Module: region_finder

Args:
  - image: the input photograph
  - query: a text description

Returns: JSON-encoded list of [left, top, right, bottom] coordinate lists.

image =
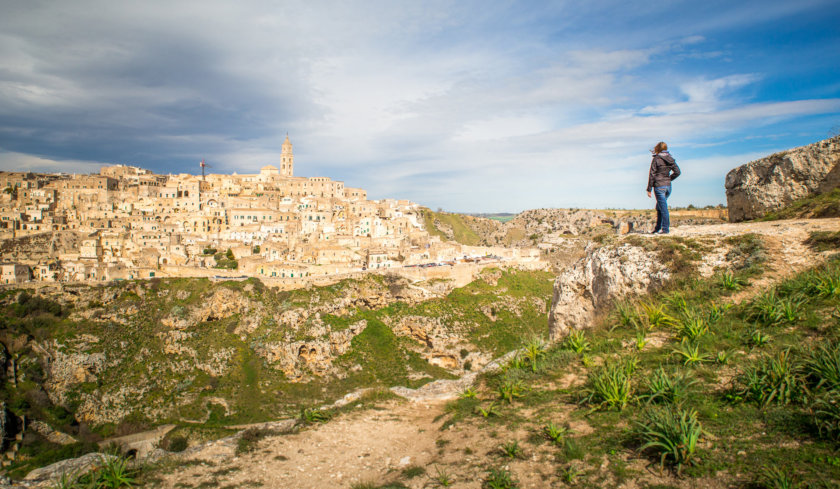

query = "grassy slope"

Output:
[[421, 208, 483, 246], [1, 269, 553, 478], [417, 235, 840, 488]]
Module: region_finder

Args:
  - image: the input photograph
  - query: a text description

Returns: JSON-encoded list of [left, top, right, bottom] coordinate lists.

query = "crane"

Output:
[[200, 159, 212, 180]]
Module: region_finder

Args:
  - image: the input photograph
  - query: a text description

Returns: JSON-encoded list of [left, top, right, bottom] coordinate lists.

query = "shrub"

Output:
[[584, 361, 632, 410], [163, 435, 188, 453], [635, 406, 703, 475]]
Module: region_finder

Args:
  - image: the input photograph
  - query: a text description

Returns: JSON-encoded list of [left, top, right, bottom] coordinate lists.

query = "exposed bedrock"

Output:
[[548, 243, 669, 341], [725, 136, 840, 222]]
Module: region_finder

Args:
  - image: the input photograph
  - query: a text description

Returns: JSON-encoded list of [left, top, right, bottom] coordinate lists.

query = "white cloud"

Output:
[[0, 150, 104, 174]]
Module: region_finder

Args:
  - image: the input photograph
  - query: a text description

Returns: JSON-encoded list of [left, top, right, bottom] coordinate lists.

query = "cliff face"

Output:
[[725, 136, 840, 222]]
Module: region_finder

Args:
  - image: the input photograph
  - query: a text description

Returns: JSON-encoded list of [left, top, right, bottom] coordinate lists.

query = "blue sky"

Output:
[[0, 0, 838, 212]]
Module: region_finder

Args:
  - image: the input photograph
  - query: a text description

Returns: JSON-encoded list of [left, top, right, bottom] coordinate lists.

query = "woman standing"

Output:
[[646, 142, 681, 234]]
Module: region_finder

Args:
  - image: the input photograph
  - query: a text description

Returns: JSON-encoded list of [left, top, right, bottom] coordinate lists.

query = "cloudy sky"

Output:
[[1, 1, 838, 212]]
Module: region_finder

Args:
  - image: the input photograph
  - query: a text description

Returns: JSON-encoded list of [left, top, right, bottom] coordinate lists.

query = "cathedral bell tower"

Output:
[[281, 134, 294, 176]]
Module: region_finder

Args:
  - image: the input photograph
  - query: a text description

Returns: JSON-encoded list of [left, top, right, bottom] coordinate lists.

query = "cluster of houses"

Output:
[[0, 136, 533, 284]]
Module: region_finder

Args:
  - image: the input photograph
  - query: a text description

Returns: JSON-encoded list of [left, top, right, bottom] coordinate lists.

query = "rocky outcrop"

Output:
[[725, 136, 840, 221], [23, 453, 113, 485], [548, 243, 669, 341]]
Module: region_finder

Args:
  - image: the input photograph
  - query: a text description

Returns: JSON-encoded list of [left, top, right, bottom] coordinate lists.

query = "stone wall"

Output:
[[725, 136, 840, 222]]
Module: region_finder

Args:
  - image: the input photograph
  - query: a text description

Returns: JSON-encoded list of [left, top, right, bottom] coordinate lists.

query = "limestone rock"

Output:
[[725, 136, 840, 222], [29, 421, 77, 445], [24, 452, 114, 483], [548, 243, 669, 341]]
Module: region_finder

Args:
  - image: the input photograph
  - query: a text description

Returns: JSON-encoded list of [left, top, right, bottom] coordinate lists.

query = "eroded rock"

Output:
[[725, 135, 840, 221], [548, 243, 669, 341]]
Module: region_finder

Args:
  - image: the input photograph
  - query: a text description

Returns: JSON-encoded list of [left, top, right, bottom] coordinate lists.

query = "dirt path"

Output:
[[152, 218, 840, 489], [154, 400, 446, 489]]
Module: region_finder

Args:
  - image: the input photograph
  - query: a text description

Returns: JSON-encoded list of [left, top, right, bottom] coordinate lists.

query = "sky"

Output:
[[0, 0, 838, 213]]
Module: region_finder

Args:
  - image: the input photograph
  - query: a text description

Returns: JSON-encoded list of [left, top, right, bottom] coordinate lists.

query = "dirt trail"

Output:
[[154, 218, 840, 489], [155, 400, 447, 489]]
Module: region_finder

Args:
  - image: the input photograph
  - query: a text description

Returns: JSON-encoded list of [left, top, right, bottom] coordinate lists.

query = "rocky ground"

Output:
[[146, 217, 840, 489]]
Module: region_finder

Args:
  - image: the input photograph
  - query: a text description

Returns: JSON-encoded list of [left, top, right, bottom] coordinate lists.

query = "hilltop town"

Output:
[[0, 136, 538, 285]]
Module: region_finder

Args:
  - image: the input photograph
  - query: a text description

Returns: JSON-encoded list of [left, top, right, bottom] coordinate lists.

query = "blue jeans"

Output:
[[653, 186, 671, 233]]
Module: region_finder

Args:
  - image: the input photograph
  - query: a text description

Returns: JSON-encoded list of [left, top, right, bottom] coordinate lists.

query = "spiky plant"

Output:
[[707, 302, 733, 324], [719, 270, 746, 290], [677, 315, 709, 342], [523, 336, 546, 373], [739, 349, 803, 406], [748, 329, 771, 348], [640, 301, 676, 328], [813, 266, 840, 298], [811, 390, 840, 442], [475, 402, 500, 418], [639, 367, 697, 405], [758, 466, 799, 489], [484, 467, 518, 489], [634, 327, 648, 351], [635, 406, 703, 475], [805, 342, 840, 391], [497, 378, 525, 404], [584, 361, 632, 410], [500, 440, 522, 459], [564, 330, 590, 354], [459, 387, 478, 399], [613, 300, 641, 330], [672, 339, 709, 366], [749, 290, 785, 326], [543, 422, 570, 444]]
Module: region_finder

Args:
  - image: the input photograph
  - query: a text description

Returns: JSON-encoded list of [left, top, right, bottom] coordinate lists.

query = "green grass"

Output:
[[0, 267, 554, 479], [427, 254, 840, 487], [421, 208, 483, 245]]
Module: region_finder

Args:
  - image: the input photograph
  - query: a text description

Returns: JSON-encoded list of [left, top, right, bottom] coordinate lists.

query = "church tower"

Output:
[[281, 134, 294, 176]]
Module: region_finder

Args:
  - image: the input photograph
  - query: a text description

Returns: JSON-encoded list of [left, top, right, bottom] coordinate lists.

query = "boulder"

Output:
[[548, 243, 669, 341], [725, 136, 840, 222]]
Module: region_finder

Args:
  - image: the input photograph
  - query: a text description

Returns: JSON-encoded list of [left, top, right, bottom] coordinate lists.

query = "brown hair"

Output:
[[653, 141, 668, 154]]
